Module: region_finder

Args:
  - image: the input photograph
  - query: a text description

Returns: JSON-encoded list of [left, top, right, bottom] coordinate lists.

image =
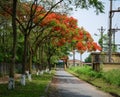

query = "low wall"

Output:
[[102, 63, 120, 71]]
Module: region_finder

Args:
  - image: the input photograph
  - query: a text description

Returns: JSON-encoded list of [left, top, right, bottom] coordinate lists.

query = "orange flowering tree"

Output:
[[73, 27, 102, 54], [31, 11, 79, 70], [47, 15, 102, 53], [34, 11, 102, 68], [41, 13, 102, 53]]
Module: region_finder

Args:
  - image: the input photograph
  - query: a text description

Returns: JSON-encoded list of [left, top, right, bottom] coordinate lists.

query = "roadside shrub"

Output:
[[88, 70, 97, 77], [89, 71, 103, 78], [69, 66, 79, 72], [75, 66, 91, 75], [69, 66, 103, 78]]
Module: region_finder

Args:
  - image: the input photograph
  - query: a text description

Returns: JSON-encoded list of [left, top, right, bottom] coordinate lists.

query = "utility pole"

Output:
[[98, 26, 105, 51], [112, 29, 116, 51], [108, 0, 113, 63], [108, 0, 120, 63]]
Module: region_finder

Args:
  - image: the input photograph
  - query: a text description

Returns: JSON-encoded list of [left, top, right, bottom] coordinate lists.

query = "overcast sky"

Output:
[[69, 0, 120, 61]]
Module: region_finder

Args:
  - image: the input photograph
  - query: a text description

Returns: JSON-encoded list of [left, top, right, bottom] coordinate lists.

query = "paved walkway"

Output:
[[49, 69, 114, 97]]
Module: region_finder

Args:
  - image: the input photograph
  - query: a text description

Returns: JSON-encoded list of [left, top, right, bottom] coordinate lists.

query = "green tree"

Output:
[[85, 54, 92, 63], [74, 0, 104, 14], [0, 17, 12, 76], [99, 34, 117, 52], [0, 0, 17, 89], [8, 0, 18, 89]]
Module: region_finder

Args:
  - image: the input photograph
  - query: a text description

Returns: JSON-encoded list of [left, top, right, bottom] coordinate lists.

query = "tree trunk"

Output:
[[73, 49, 75, 66], [27, 51, 32, 81], [36, 47, 41, 75], [8, 0, 17, 89], [21, 34, 27, 86], [48, 57, 51, 71]]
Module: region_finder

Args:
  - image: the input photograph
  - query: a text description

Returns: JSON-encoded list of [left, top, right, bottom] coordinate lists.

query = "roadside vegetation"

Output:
[[67, 66, 120, 97], [0, 71, 54, 97]]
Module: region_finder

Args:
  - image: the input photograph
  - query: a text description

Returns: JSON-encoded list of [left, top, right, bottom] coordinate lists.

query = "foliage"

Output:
[[99, 34, 118, 52], [0, 0, 104, 62], [85, 54, 92, 63], [0, 18, 13, 63], [74, 0, 104, 14]]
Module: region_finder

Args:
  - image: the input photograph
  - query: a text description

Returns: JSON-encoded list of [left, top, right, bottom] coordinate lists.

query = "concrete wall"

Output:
[[102, 63, 120, 71], [91, 52, 120, 63], [91, 52, 120, 71]]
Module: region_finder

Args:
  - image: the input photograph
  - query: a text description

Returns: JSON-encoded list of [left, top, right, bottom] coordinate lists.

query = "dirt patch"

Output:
[[47, 76, 61, 97], [0, 74, 21, 84], [0, 76, 8, 84]]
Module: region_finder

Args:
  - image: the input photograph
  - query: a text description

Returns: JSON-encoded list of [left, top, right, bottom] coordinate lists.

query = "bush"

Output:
[[76, 66, 91, 75], [69, 66, 102, 78], [69, 66, 92, 75], [71, 66, 102, 77]]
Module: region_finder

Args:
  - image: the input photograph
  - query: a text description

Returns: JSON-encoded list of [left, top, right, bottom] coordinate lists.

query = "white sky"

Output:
[[69, 0, 120, 61]]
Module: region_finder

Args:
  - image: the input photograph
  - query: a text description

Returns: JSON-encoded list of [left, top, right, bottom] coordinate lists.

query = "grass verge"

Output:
[[0, 71, 55, 97], [67, 66, 120, 97]]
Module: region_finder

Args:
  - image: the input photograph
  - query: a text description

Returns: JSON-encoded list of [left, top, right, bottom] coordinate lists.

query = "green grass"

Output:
[[67, 66, 120, 97], [103, 69, 120, 86], [0, 71, 55, 97]]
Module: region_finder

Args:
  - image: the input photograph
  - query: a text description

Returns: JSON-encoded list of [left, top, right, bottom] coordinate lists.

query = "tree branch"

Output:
[[31, 0, 63, 29]]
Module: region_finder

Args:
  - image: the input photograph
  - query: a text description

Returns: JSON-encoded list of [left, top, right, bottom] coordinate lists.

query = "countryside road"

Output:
[[49, 69, 114, 97]]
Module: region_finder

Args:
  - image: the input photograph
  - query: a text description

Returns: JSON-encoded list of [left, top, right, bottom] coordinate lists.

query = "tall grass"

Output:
[[69, 66, 120, 86], [103, 69, 120, 86], [69, 66, 103, 78]]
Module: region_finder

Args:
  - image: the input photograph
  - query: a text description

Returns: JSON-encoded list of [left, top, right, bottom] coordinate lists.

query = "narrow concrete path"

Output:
[[50, 69, 114, 97]]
